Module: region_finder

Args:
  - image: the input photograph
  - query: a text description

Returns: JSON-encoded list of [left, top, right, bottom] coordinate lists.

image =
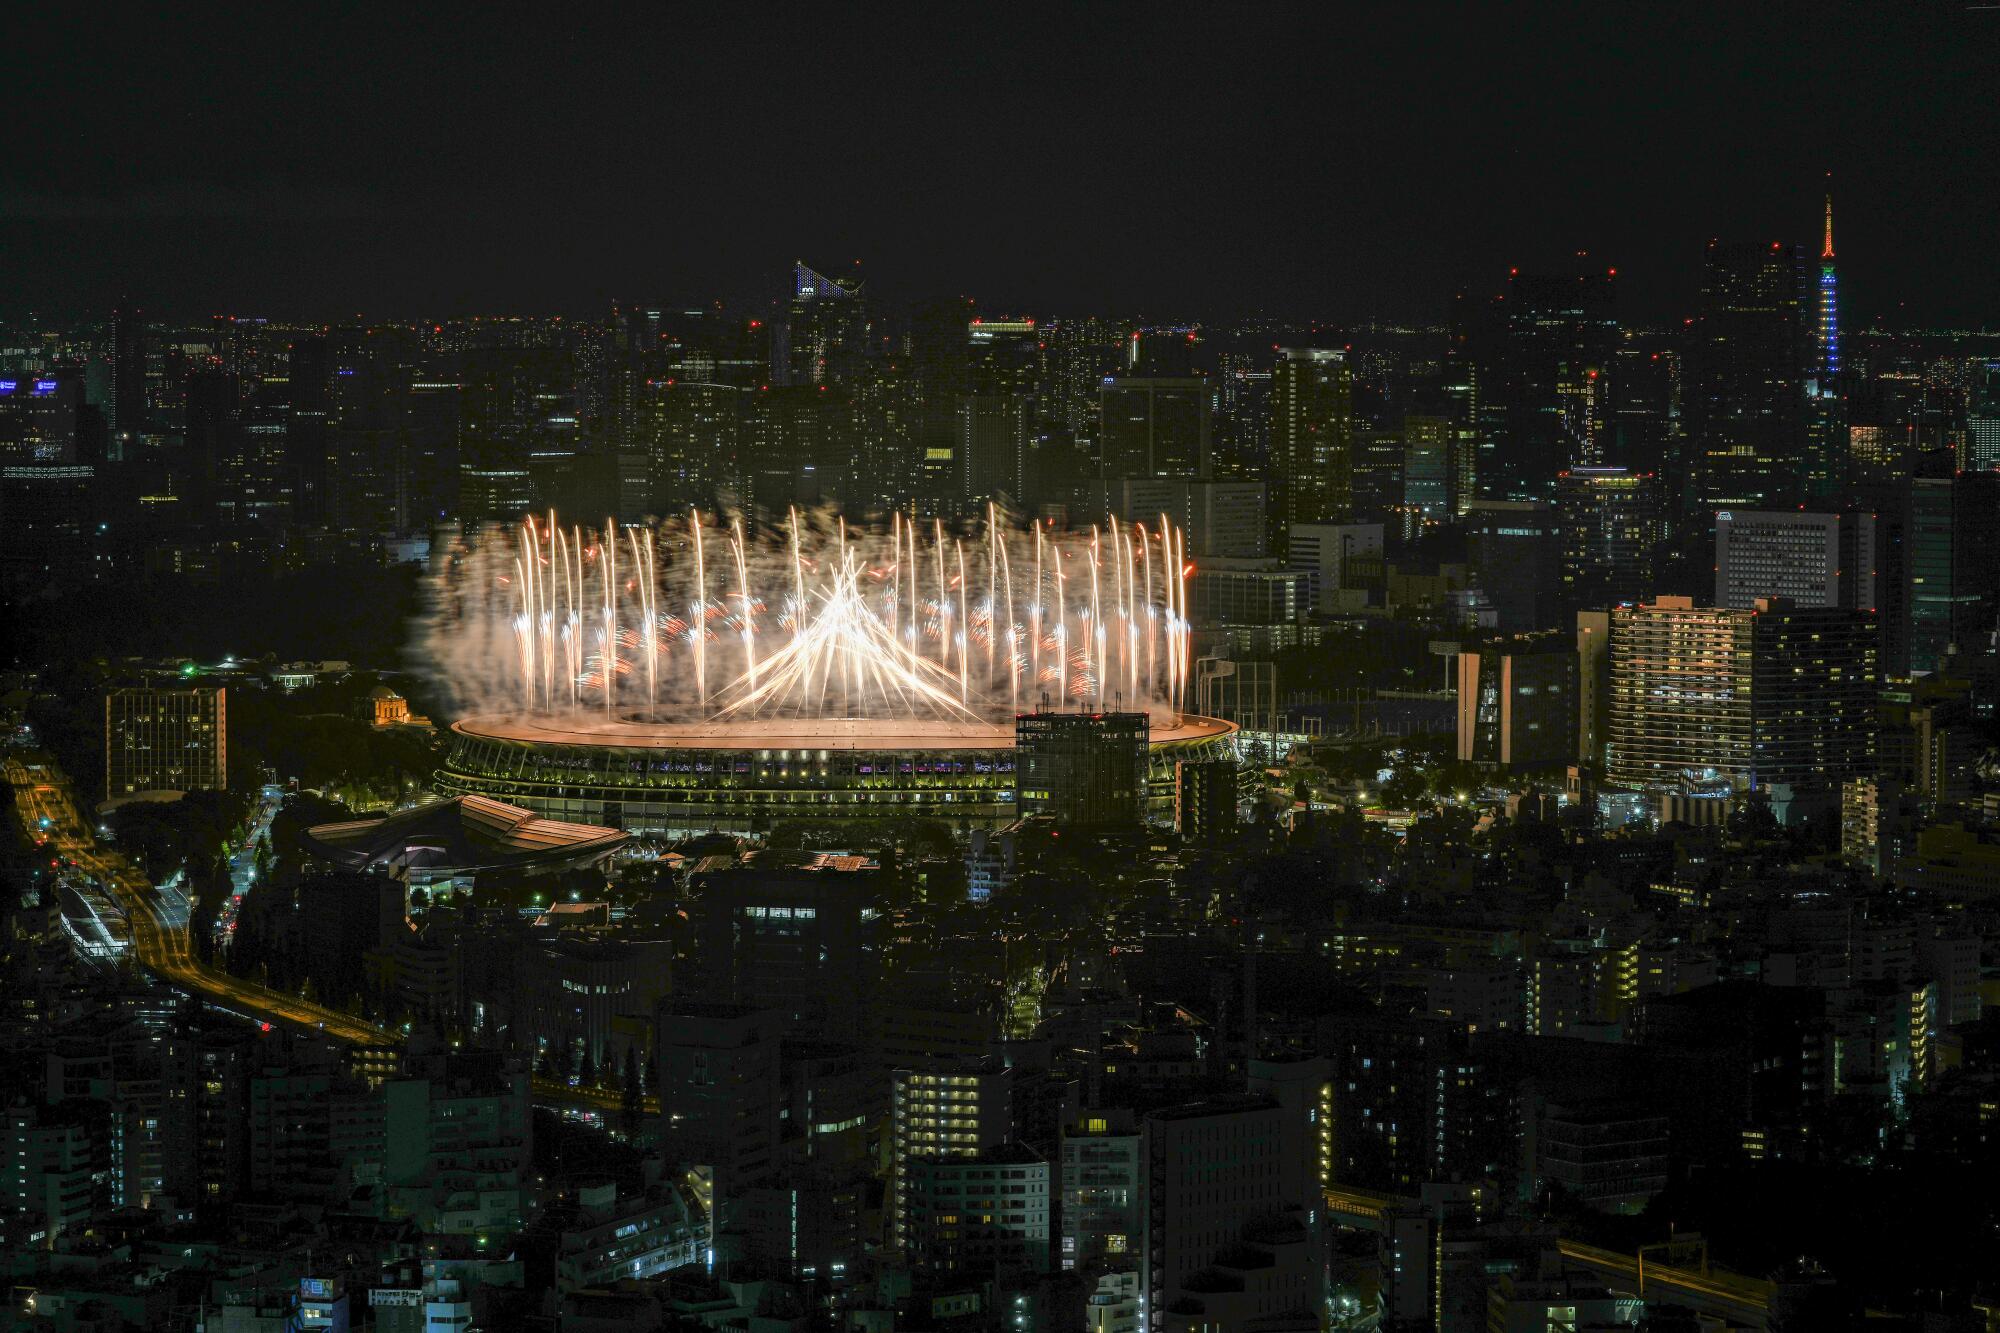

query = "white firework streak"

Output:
[[715, 544, 979, 721]]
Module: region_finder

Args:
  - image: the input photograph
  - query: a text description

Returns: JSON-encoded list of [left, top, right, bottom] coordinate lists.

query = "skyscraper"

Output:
[[1268, 348, 1354, 554], [1555, 467, 1662, 615], [1453, 267, 1619, 505], [1901, 474, 2000, 675], [110, 306, 147, 457], [1685, 241, 1812, 513], [780, 261, 868, 387], [1098, 376, 1210, 479]]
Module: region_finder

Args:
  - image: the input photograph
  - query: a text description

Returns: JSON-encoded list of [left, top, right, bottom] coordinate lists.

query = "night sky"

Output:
[[6, 3, 1996, 325]]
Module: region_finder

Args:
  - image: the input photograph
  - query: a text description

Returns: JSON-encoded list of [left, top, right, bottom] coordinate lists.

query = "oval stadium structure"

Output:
[[435, 712, 1238, 835]]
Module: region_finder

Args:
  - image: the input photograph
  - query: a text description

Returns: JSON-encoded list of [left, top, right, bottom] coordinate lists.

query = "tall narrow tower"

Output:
[[1806, 185, 1845, 500]]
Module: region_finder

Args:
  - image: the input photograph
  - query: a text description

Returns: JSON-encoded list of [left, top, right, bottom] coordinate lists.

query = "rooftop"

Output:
[[304, 795, 627, 873]]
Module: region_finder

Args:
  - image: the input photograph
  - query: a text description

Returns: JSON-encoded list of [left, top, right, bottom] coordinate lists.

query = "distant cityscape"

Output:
[[6, 189, 2000, 1333]]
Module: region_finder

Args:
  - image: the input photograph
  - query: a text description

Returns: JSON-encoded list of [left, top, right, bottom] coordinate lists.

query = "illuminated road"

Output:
[[8, 757, 401, 1048], [7, 757, 655, 1115], [1323, 1185, 1772, 1326]]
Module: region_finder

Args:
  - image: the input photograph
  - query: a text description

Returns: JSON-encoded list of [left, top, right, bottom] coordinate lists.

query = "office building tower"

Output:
[[0, 372, 83, 464], [0, 462, 94, 584], [1350, 427, 1406, 523], [1902, 474, 2000, 675], [1286, 522, 1383, 615], [1806, 195, 1845, 499], [457, 345, 577, 522], [1605, 340, 1678, 477], [1098, 376, 1210, 479], [1466, 501, 1560, 631], [742, 385, 859, 519], [1078, 478, 1265, 559], [1015, 712, 1149, 829], [104, 686, 226, 800], [1604, 597, 1877, 795], [1715, 509, 1878, 611], [287, 335, 333, 525], [1452, 267, 1619, 505], [1967, 362, 2000, 472], [780, 260, 868, 386], [958, 393, 1029, 508], [687, 852, 880, 1044], [1268, 349, 1354, 551], [1401, 413, 1453, 522], [1684, 241, 1812, 512], [110, 306, 147, 454], [1555, 467, 1661, 614], [1184, 560, 1311, 632], [1455, 633, 1577, 771], [965, 316, 1040, 396]]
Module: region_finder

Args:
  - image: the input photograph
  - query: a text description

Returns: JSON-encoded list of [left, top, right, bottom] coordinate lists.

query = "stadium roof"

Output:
[[304, 794, 627, 874]]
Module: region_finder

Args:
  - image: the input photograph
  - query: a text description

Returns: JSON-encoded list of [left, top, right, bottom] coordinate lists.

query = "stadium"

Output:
[[425, 511, 1239, 833], [434, 712, 1239, 834]]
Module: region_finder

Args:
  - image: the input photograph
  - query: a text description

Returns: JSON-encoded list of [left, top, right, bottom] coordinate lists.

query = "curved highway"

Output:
[[7, 756, 648, 1115]]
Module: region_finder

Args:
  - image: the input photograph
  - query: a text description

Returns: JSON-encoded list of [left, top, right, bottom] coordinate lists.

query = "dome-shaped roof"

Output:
[[369, 685, 404, 700]]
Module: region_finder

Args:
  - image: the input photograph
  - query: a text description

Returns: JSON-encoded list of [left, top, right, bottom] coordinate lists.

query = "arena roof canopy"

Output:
[[304, 794, 627, 875]]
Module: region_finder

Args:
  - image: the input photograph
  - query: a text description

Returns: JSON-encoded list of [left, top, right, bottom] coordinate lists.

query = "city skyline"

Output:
[[9, 8, 2000, 1329]]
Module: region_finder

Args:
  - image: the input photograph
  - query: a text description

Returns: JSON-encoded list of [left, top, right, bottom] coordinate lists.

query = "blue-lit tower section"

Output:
[[1819, 193, 1839, 381], [1807, 190, 1844, 499]]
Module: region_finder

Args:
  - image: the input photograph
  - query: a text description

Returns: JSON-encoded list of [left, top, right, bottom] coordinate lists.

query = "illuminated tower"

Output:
[[1806, 189, 1845, 500]]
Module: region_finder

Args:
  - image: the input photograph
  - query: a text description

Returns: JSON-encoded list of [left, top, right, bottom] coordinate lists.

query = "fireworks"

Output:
[[440, 506, 1192, 725]]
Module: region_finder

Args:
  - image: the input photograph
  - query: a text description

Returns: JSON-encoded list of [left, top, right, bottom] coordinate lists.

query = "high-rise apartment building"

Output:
[[1268, 349, 1354, 552], [104, 686, 227, 800], [654, 1003, 780, 1240], [890, 1055, 1018, 1249], [1604, 597, 1877, 796]]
